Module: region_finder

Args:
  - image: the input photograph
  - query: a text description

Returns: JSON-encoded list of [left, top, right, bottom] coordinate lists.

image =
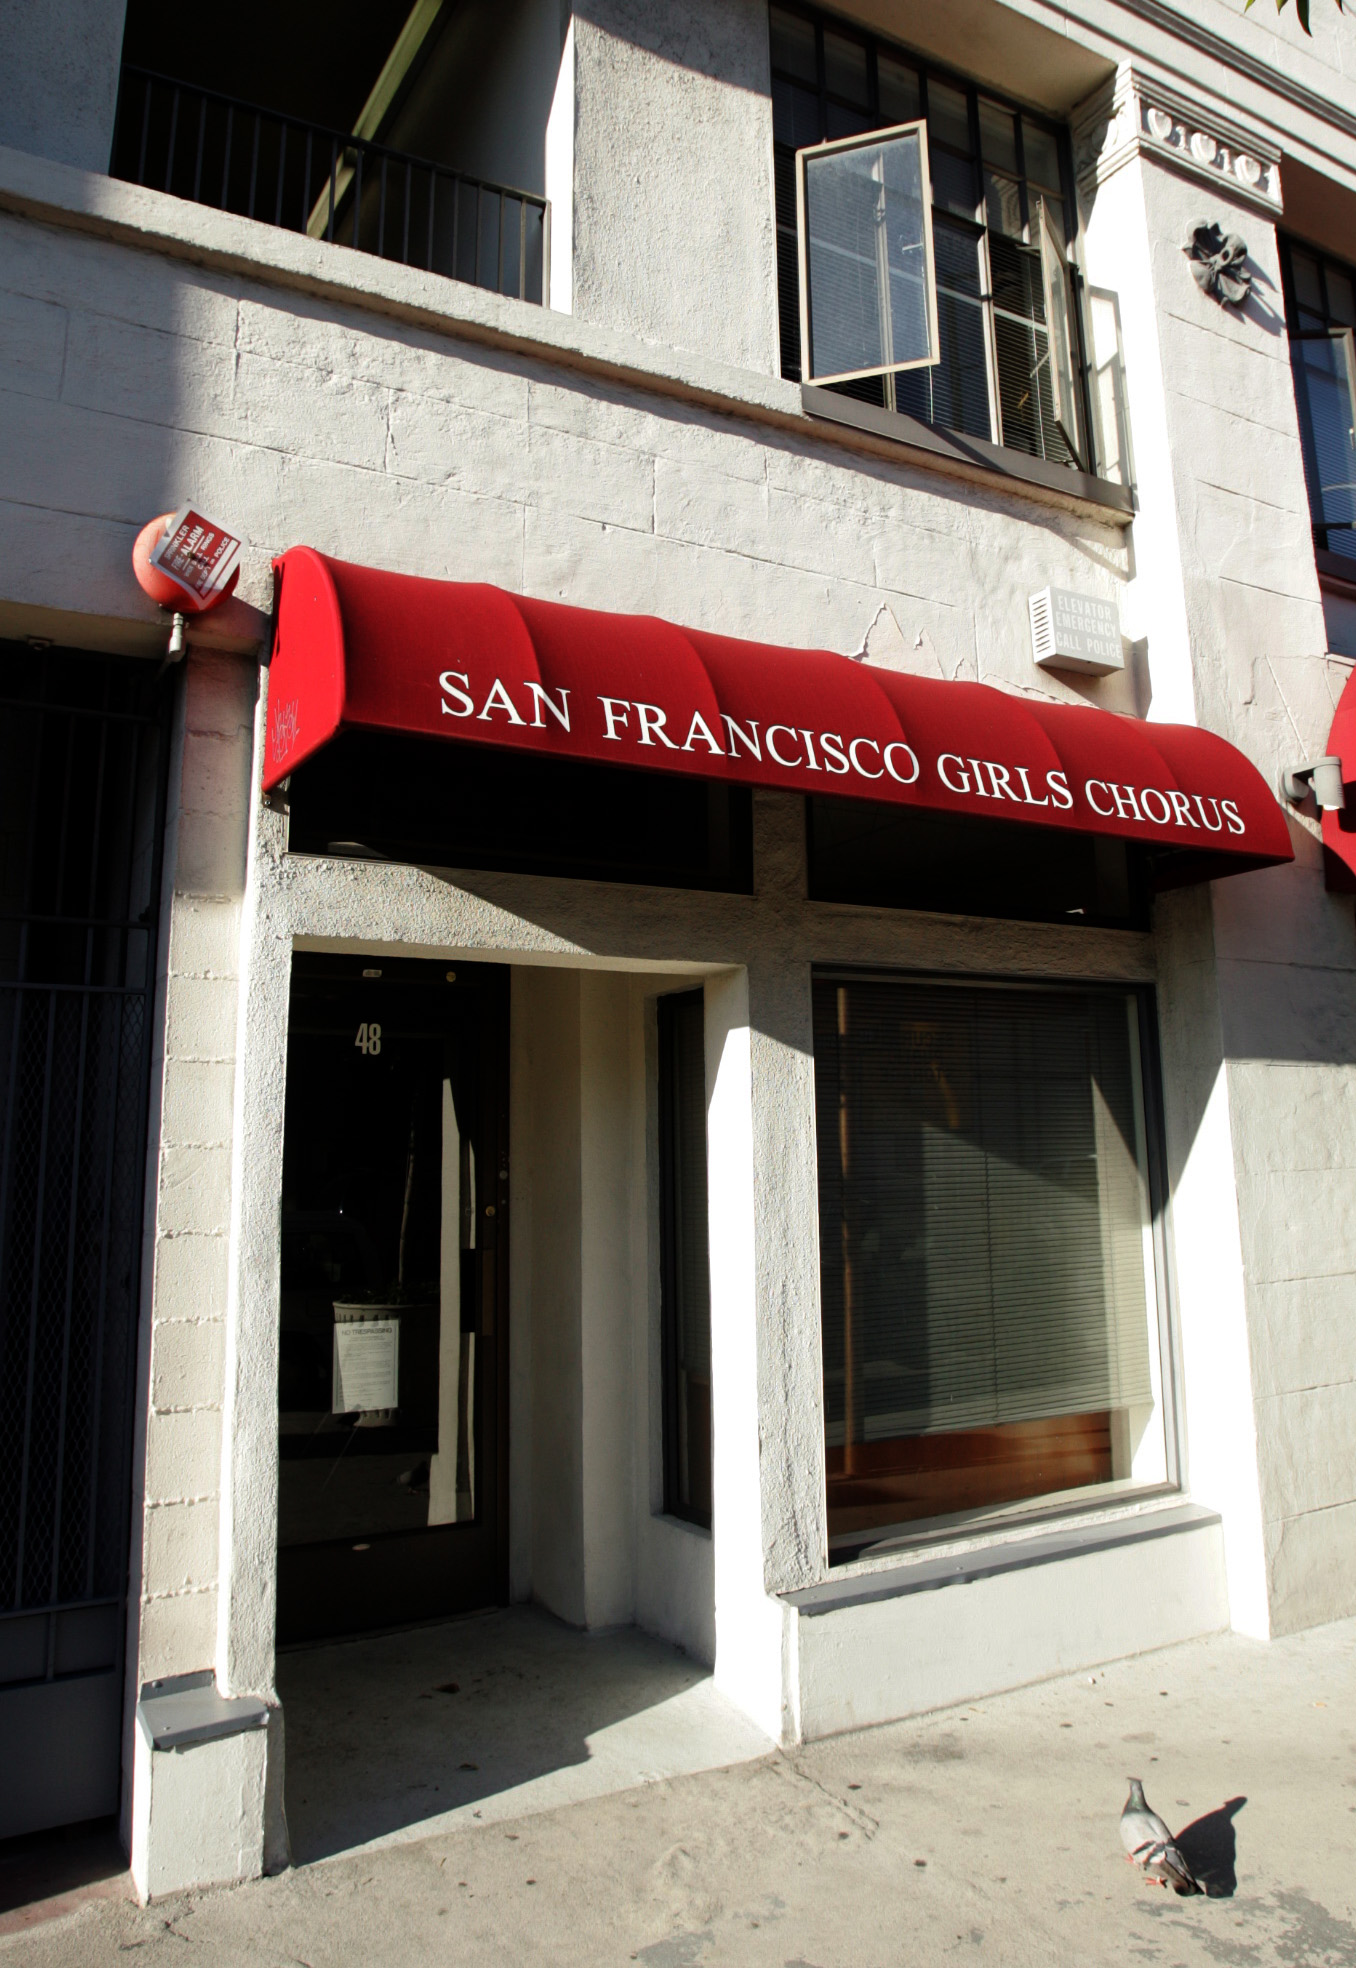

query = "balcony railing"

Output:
[[111, 66, 547, 306]]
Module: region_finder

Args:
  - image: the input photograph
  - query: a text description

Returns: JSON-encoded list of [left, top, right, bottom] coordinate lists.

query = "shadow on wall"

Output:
[[276, 1605, 738, 1863]]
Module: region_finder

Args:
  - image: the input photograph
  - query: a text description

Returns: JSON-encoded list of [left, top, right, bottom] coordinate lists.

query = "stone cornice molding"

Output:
[[1074, 64, 1283, 215], [1108, 0, 1356, 150]]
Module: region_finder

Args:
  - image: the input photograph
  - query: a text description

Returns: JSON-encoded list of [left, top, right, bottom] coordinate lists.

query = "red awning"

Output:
[[265, 548, 1294, 881], [1323, 663, 1356, 890]]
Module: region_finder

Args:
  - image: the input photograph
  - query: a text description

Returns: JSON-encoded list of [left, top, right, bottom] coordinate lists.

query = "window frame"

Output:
[[770, 1, 1094, 473], [810, 965, 1183, 1563], [1279, 232, 1356, 572], [795, 118, 941, 389], [657, 987, 714, 1531]]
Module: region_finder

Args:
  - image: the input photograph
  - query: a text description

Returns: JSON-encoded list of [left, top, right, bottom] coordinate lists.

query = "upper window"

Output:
[[813, 973, 1172, 1558], [1281, 237, 1356, 570], [772, 5, 1086, 469]]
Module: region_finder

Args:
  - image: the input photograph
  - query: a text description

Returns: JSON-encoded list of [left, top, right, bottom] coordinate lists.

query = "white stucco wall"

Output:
[[0, 0, 127, 173], [1076, 82, 1356, 1636], [555, 0, 782, 374]]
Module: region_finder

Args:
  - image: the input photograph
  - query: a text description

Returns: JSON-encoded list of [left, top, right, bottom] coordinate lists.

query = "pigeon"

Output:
[[1120, 1778, 1202, 1894]]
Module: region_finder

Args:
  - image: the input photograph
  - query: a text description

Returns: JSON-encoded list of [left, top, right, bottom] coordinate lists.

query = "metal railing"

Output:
[[111, 66, 547, 306]]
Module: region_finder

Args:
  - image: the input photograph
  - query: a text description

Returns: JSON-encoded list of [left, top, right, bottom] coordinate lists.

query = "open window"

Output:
[[773, 6, 1110, 477], [1036, 194, 1083, 467], [797, 122, 939, 395]]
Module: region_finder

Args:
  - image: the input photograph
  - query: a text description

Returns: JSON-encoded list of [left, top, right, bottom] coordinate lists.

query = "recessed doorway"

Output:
[[276, 954, 509, 1644]]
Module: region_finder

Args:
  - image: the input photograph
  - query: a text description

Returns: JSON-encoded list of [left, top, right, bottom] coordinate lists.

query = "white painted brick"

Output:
[[1266, 1499, 1356, 1632], [143, 1498, 219, 1596], [1209, 578, 1329, 666], [174, 800, 249, 900], [1236, 1163, 1356, 1284], [0, 214, 240, 341], [1157, 310, 1299, 436], [764, 442, 975, 540], [144, 1407, 222, 1505], [1218, 958, 1356, 1081], [1230, 1061, 1356, 1175], [262, 457, 525, 589], [60, 308, 236, 433], [525, 422, 654, 532], [871, 521, 980, 611], [161, 1059, 237, 1148], [236, 298, 530, 419], [528, 376, 768, 484], [1189, 481, 1323, 603], [156, 1145, 234, 1239], [1249, 1274, 1356, 1397], [138, 1585, 219, 1683], [233, 352, 390, 473], [164, 974, 240, 1061], [385, 392, 529, 492], [1168, 391, 1311, 515], [648, 534, 856, 648], [181, 730, 255, 831], [653, 454, 769, 556], [524, 506, 659, 610], [152, 1317, 227, 1414], [1257, 1384, 1356, 1519], [1, 387, 200, 521], [153, 1233, 231, 1321], [0, 289, 67, 401], [183, 651, 258, 742], [166, 899, 242, 981]]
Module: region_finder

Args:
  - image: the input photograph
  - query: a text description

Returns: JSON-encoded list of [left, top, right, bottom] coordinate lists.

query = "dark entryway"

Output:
[[276, 954, 509, 1644], [0, 644, 172, 1840]]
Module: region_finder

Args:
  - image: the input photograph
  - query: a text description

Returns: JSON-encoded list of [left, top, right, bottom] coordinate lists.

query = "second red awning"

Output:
[[264, 547, 1294, 881]]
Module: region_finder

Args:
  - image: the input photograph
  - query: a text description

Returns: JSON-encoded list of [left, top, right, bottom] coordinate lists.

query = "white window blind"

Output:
[[813, 977, 1156, 1448]]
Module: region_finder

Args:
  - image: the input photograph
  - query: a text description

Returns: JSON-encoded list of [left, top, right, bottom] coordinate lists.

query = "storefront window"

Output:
[[813, 974, 1170, 1554], [658, 991, 713, 1528]]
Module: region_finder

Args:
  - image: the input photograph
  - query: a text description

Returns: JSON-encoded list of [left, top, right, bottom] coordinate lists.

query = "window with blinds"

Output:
[[813, 974, 1168, 1550], [659, 991, 712, 1528], [772, 3, 1086, 468]]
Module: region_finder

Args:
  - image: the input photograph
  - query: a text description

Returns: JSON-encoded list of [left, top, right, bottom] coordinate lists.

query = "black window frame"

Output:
[[1279, 232, 1356, 576], [770, 1, 1092, 472], [657, 989, 713, 1531]]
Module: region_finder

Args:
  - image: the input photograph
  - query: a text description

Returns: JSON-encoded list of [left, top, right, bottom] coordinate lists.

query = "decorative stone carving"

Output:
[[1074, 65, 1282, 214], [1184, 221, 1252, 305]]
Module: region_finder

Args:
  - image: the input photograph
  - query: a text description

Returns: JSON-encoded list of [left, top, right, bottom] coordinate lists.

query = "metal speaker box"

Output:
[[1028, 585, 1124, 676]]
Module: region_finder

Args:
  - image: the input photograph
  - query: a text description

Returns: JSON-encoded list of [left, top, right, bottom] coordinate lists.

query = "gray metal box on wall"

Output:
[[1028, 586, 1123, 676]]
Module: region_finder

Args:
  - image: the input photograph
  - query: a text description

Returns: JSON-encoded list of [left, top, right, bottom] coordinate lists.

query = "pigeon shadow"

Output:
[[1175, 1796, 1247, 1898]]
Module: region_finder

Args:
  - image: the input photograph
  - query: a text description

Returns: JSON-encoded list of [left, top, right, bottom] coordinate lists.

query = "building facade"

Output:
[[1, 0, 1354, 1901]]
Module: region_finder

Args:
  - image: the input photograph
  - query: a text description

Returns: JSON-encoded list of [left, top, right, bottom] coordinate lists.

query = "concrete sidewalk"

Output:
[[7, 1615, 1355, 1967]]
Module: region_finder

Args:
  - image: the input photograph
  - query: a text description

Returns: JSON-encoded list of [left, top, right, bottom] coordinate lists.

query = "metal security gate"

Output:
[[0, 644, 171, 1839]]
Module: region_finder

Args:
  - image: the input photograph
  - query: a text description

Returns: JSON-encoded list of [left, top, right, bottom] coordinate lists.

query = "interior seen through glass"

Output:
[[813, 976, 1167, 1551], [278, 964, 482, 1548], [659, 991, 713, 1528], [771, 1, 1077, 464], [1283, 237, 1356, 564]]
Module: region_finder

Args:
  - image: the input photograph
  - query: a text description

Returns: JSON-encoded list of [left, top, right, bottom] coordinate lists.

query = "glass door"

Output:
[[276, 954, 508, 1644]]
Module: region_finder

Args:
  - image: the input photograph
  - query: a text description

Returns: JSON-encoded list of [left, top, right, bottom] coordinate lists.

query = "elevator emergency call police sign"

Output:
[[1028, 585, 1123, 677]]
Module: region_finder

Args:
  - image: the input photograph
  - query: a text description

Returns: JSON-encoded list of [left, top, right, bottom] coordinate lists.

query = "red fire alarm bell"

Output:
[[133, 506, 243, 613]]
